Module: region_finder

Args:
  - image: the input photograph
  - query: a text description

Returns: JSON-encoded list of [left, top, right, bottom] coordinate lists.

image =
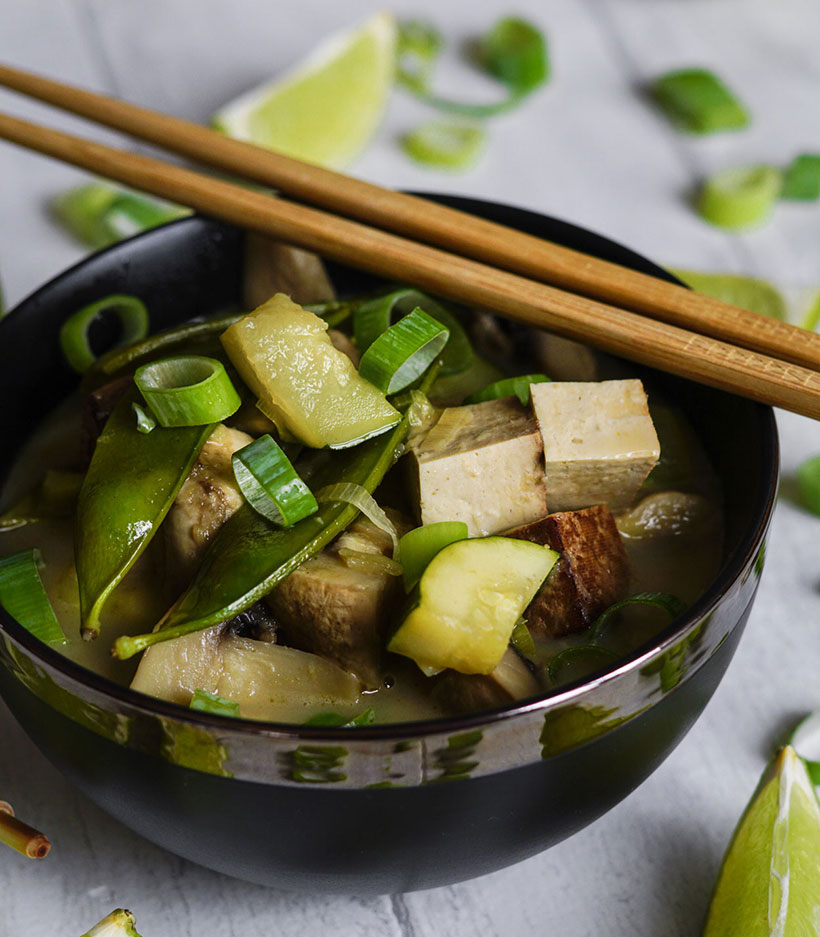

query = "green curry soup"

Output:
[[0, 251, 722, 726]]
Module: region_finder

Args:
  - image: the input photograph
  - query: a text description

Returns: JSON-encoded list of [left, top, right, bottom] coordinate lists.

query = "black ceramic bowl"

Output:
[[0, 198, 777, 894]]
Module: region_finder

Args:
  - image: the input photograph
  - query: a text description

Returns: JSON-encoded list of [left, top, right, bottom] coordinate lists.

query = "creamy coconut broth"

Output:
[[0, 243, 723, 725]]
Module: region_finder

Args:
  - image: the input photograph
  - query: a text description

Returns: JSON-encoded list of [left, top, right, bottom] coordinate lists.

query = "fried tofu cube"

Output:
[[434, 648, 541, 715], [506, 505, 630, 638], [409, 397, 547, 537], [531, 380, 660, 512]]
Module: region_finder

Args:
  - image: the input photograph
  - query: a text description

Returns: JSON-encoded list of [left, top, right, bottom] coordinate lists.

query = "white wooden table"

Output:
[[1, 2, 820, 934]]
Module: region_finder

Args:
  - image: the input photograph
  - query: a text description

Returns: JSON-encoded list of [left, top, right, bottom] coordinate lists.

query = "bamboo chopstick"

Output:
[[0, 107, 819, 419], [0, 61, 817, 372], [0, 800, 51, 858]]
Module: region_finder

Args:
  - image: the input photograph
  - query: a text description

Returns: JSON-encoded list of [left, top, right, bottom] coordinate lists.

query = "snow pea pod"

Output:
[[113, 384, 435, 660], [76, 387, 214, 639]]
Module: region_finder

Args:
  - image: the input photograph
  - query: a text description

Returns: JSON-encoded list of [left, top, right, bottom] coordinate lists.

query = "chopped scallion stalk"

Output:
[[465, 373, 550, 406], [396, 20, 444, 94], [797, 455, 820, 516], [132, 402, 156, 434], [315, 483, 399, 557], [590, 591, 686, 642], [650, 68, 749, 134], [510, 617, 537, 661], [304, 708, 376, 728], [547, 645, 619, 685], [134, 355, 241, 427], [480, 16, 549, 98], [401, 121, 486, 171], [232, 435, 318, 527], [358, 307, 449, 393], [787, 711, 820, 785], [354, 288, 473, 375], [398, 521, 468, 591], [0, 548, 65, 646], [781, 153, 820, 201], [60, 294, 149, 373], [189, 689, 240, 718], [696, 165, 782, 231]]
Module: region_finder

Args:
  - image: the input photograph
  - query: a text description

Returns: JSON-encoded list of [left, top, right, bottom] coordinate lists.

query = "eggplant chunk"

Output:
[[130, 628, 361, 720], [408, 397, 547, 537], [242, 233, 336, 310], [165, 423, 253, 586], [265, 517, 406, 688], [531, 380, 660, 512], [506, 505, 630, 638], [435, 648, 540, 714]]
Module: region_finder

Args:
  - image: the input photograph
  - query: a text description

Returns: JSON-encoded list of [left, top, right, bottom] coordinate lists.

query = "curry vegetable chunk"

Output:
[[531, 379, 660, 512], [388, 537, 559, 675], [435, 647, 541, 714], [409, 396, 547, 537]]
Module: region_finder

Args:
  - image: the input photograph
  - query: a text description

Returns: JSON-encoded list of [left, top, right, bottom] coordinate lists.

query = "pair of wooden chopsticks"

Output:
[[0, 63, 819, 418]]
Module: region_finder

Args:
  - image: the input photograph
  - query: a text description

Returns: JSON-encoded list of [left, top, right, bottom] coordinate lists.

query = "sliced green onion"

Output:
[[650, 68, 749, 134], [102, 191, 189, 242], [480, 16, 549, 98], [304, 708, 376, 728], [396, 19, 444, 94], [132, 402, 156, 434], [465, 373, 550, 406], [797, 455, 820, 516], [232, 435, 318, 527], [590, 591, 686, 643], [353, 288, 473, 375], [510, 617, 537, 661], [60, 294, 149, 373], [547, 645, 619, 685], [358, 308, 449, 394], [316, 483, 399, 557], [788, 711, 820, 785], [401, 121, 486, 171], [134, 355, 241, 427], [696, 165, 782, 231], [0, 549, 65, 646], [189, 689, 240, 718], [398, 521, 468, 591], [801, 290, 820, 332], [781, 153, 820, 201]]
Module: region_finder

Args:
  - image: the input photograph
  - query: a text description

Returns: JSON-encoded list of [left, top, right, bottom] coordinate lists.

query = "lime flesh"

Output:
[[703, 746, 820, 936], [212, 12, 396, 168]]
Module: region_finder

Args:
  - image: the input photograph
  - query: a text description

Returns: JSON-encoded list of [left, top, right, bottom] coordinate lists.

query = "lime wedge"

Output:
[[703, 746, 820, 936], [212, 12, 396, 168]]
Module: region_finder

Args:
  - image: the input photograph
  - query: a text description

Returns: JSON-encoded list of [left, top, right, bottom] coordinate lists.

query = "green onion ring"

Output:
[[134, 355, 241, 427], [465, 373, 551, 406], [60, 294, 149, 373], [590, 591, 686, 642], [398, 521, 468, 591], [696, 165, 782, 231], [232, 435, 318, 527], [510, 617, 537, 661], [189, 689, 241, 718], [358, 308, 449, 394], [316, 483, 399, 557], [0, 548, 66, 646], [547, 645, 618, 685]]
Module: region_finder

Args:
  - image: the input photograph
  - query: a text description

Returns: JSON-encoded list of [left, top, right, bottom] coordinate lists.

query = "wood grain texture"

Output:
[[1, 1, 820, 936]]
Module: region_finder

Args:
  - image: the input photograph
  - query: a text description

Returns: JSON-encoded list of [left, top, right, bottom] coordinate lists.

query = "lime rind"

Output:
[[212, 12, 396, 169]]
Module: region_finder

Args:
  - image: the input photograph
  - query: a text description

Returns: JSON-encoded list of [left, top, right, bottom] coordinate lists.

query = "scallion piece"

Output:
[[189, 689, 240, 718], [510, 617, 537, 661], [465, 373, 550, 406], [547, 645, 619, 685], [353, 288, 473, 375], [304, 708, 376, 728], [316, 483, 399, 557], [132, 402, 156, 434], [650, 68, 749, 134], [0, 549, 65, 646], [788, 711, 820, 785], [60, 294, 149, 373], [401, 121, 486, 171], [358, 307, 449, 394], [398, 521, 468, 591], [590, 591, 686, 642], [797, 455, 820, 516], [134, 355, 241, 427], [232, 435, 318, 527], [396, 20, 444, 95], [481, 16, 549, 98], [781, 153, 820, 201], [696, 165, 782, 231]]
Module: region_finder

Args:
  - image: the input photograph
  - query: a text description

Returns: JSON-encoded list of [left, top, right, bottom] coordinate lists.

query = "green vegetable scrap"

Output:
[[672, 270, 787, 321], [650, 67, 749, 134], [60, 295, 149, 374], [0, 549, 65, 646], [401, 121, 486, 171], [781, 153, 820, 201], [797, 455, 820, 516], [190, 689, 241, 718], [396, 19, 444, 94], [80, 909, 143, 937], [303, 708, 376, 728], [696, 165, 782, 231]]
